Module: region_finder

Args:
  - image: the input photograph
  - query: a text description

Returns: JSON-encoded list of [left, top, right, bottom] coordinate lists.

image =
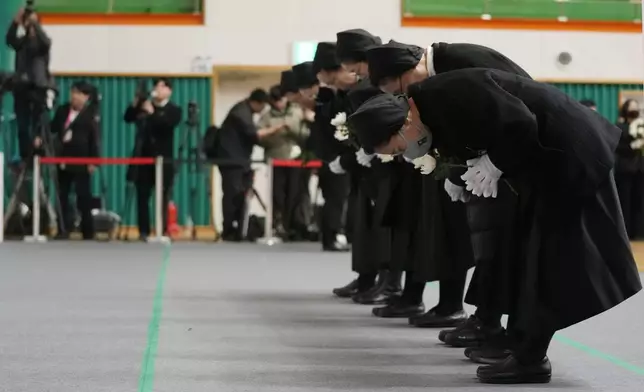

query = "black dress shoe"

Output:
[[409, 309, 468, 328], [444, 322, 504, 348], [372, 301, 425, 318], [477, 355, 551, 384], [438, 315, 478, 342], [333, 279, 359, 298], [468, 346, 513, 364], [353, 270, 402, 304]]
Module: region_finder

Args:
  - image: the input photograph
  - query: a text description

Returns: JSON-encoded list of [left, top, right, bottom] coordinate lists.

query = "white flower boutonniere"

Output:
[[376, 154, 394, 163], [411, 154, 437, 175], [629, 117, 644, 138], [331, 112, 349, 141]]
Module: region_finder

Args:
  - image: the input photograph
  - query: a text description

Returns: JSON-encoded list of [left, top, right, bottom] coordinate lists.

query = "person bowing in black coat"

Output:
[[348, 69, 642, 384], [46, 81, 99, 240], [365, 40, 532, 353], [124, 78, 182, 241]]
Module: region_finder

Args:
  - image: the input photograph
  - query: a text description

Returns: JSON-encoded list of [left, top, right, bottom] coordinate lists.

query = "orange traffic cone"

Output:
[[167, 201, 180, 238]]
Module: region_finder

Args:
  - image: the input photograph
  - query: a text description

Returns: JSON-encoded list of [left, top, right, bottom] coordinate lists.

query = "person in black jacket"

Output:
[[124, 78, 182, 241], [309, 42, 356, 252], [5, 7, 52, 160], [348, 70, 642, 383], [215, 89, 285, 241], [614, 99, 644, 239], [365, 40, 532, 357], [47, 81, 98, 240]]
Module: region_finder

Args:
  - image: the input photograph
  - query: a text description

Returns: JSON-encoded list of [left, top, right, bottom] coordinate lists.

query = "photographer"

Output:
[[5, 5, 52, 160], [124, 78, 182, 241], [36, 81, 99, 240]]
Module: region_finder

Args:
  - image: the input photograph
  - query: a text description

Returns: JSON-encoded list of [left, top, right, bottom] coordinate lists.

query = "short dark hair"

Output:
[[580, 99, 596, 108], [71, 80, 93, 96], [249, 88, 269, 103], [268, 85, 284, 102], [153, 77, 173, 90]]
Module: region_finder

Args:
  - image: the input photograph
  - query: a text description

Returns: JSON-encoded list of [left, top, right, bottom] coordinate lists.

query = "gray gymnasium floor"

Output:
[[1, 242, 643, 392]]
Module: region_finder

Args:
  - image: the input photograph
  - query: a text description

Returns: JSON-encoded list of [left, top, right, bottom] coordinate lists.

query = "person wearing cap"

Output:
[[347, 68, 642, 384], [306, 42, 356, 252], [365, 39, 533, 357], [331, 29, 405, 304]]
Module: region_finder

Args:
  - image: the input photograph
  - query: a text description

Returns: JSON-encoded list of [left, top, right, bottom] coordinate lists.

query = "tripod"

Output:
[[169, 102, 211, 241], [116, 112, 148, 241], [3, 87, 63, 239]]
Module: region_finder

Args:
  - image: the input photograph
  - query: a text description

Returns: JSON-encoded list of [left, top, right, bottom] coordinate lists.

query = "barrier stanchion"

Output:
[[147, 156, 170, 244], [0, 152, 3, 244], [24, 156, 47, 243], [256, 158, 322, 246], [256, 158, 280, 245]]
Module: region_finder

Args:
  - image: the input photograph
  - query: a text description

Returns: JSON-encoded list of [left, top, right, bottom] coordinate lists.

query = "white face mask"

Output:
[[400, 124, 432, 160]]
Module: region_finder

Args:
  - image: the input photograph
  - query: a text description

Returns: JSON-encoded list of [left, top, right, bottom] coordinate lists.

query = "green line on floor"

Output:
[[138, 244, 172, 392], [555, 334, 644, 376]]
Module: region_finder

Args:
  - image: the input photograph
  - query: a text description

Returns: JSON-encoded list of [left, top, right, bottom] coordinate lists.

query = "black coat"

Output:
[[431, 42, 530, 79], [5, 21, 51, 89], [615, 122, 644, 173], [409, 68, 642, 331], [215, 100, 258, 168], [124, 101, 182, 185], [310, 87, 353, 163], [50, 103, 100, 172]]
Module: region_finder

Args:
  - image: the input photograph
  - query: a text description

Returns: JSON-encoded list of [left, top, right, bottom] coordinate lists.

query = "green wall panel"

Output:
[[550, 82, 643, 123], [51, 75, 212, 226], [36, 0, 201, 14], [403, 0, 642, 23]]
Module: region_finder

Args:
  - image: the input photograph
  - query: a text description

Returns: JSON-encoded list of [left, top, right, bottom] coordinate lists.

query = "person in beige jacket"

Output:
[[258, 85, 311, 237]]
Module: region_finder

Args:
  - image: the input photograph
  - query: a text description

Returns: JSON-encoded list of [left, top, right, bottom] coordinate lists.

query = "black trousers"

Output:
[[58, 168, 94, 239], [273, 166, 301, 233], [136, 183, 169, 237], [13, 88, 45, 160], [317, 164, 350, 246], [615, 170, 644, 239], [219, 166, 253, 239]]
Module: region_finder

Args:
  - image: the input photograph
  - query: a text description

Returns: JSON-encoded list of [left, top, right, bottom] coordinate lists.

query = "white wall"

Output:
[[46, 0, 644, 81]]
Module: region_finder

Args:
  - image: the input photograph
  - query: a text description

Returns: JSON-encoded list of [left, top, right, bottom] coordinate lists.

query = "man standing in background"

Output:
[[5, 6, 52, 160], [124, 78, 182, 241], [215, 89, 284, 241]]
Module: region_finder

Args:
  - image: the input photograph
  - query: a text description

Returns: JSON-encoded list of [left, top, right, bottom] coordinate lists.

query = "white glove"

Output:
[[461, 154, 502, 198], [356, 148, 374, 167], [329, 157, 345, 174], [444, 179, 470, 203]]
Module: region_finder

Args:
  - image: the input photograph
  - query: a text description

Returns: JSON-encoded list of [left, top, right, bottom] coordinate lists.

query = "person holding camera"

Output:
[[124, 78, 182, 241], [215, 89, 285, 241], [5, 6, 52, 160], [34, 81, 98, 240]]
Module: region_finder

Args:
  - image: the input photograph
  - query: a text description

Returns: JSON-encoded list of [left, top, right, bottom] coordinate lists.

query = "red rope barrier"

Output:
[[39, 157, 155, 165], [272, 159, 322, 168]]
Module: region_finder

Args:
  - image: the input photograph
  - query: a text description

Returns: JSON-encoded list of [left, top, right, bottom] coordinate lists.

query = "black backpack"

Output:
[[202, 125, 220, 159]]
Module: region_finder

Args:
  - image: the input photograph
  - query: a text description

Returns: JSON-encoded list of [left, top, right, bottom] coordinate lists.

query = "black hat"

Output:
[[366, 40, 424, 86], [313, 42, 341, 74], [280, 70, 298, 93], [348, 94, 410, 152], [336, 29, 382, 63], [346, 77, 384, 114], [292, 61, 319, 89]]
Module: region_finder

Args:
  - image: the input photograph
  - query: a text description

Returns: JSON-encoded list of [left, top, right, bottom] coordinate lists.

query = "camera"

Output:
[[24, 0, 36, 20], [187, 101, 199, 126]]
